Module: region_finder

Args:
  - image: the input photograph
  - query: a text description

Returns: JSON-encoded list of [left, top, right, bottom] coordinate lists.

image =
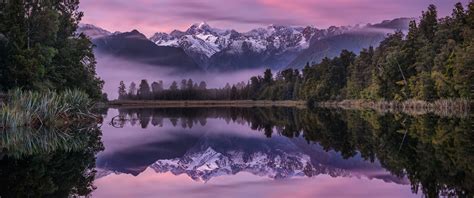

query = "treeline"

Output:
[[118, 79, 251, 100], [256, 2, 473, 102], [117, 69, 296, 101], [0, 0, 104, 99]]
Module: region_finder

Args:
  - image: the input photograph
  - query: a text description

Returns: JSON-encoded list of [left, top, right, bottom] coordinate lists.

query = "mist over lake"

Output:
[[96, 54, 265, 99]]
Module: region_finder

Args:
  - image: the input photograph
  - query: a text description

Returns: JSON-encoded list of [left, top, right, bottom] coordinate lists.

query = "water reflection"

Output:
[[0, 107, 470, 197], [97, 107, 473, 197], [0, 126, 104, 197]]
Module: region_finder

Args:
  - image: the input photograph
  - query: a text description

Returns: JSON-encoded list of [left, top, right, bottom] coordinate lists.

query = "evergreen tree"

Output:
[[187, 79, 194, 90], [151, 81, 163, 93], [180, 79, 187, 90], [118, 81, 127, 100], [170, 81, 178, 91], [347, 47, 374, 98], [128, 82, 137, 98], [263, 69, 273, 85], [230, 86, 238, 100], [419, 4, 438, 43], [198, 81, 207, 90], [138, 80, 151, 99]]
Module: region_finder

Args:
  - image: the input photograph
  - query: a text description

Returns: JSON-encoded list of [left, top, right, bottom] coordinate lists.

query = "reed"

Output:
[[0, 89, 99, 129]]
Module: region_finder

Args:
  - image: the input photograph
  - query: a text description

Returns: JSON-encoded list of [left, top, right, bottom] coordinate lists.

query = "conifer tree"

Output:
[[118, 81, 127, 99]]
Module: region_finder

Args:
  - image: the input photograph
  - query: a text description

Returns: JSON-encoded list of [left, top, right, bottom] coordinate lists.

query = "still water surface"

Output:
[[0, 107, 471, 197]]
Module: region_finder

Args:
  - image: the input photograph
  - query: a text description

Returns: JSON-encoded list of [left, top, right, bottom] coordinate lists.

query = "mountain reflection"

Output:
[[101, 107, 473, 197]]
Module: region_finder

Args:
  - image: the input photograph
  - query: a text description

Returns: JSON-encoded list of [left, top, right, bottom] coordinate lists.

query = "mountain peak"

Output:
[[118, 29, 147, 40], [187, 22, 214, 34], [197, 22, 210, 29], [76, 23, 111, 39]]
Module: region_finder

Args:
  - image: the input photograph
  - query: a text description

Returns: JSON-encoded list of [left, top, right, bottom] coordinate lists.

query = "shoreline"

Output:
[[315, 99, 471, 117], [107, 100, 308, 108], [105, 99, 471, 117]]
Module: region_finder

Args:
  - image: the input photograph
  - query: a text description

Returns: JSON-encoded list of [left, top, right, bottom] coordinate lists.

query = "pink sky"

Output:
[[80, 0, 469, 37], [93, 170, 417, 198]]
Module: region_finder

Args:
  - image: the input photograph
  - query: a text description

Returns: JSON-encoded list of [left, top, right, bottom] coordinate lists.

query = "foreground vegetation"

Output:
[[0, 0, 104, 99], [0, 89, 99, 129]]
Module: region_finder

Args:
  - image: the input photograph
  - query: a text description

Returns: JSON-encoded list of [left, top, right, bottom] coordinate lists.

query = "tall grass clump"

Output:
[[0, 89, 99, 129]]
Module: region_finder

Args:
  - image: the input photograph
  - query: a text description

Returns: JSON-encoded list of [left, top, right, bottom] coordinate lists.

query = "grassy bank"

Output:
[[108, 100, 307, 108], [316, 99, 471, 117], [0, 89, 100, 129]]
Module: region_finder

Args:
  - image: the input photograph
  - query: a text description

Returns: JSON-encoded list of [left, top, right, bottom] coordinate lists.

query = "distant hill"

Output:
[[92, 30, 201, 72]]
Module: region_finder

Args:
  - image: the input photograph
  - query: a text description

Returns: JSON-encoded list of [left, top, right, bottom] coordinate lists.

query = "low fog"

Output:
[[95, 55, 265, 99]]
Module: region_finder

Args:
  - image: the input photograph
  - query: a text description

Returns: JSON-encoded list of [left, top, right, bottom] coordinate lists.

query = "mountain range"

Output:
[[78, 18, 411, 72]]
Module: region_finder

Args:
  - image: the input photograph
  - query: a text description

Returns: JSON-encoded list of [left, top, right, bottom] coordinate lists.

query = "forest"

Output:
[[0, 0, 104, 100], [120, 3, 473, 102]]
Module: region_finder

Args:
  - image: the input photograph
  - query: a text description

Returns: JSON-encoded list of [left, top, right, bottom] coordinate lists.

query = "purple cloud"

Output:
[[80, 0, 470, 36]]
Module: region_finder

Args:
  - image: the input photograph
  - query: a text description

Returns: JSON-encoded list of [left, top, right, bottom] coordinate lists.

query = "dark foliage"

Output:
[[0, 0, 104, 99]]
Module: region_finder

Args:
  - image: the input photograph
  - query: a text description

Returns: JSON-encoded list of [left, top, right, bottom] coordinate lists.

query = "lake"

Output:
[[0, 107, 472, 197]]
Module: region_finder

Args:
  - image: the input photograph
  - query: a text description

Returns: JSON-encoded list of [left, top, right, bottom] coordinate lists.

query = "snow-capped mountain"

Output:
[[150, 147, 349, 182], [150, 22, 346, 70], [150, 22, 236, 57], [150, 22, 237, 69]]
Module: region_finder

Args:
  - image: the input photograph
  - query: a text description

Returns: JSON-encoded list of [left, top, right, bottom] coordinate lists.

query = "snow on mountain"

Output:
[[150, 146, 349, 182], [149, 22, 344, 70], [150, 22, 233, 57], [77, 24, 111, 39], [188, 23, 325, 52]]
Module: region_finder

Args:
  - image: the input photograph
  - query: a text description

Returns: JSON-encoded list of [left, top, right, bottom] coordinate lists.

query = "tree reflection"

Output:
[[113, 107, 473, 197], [0, 126, 103, 197]]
